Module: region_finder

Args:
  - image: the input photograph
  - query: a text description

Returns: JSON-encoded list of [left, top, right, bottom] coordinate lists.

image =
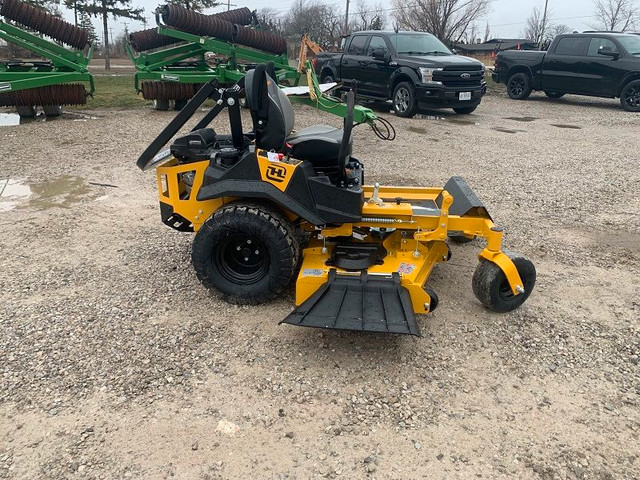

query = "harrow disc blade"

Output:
[[232, 24, 287, 55], [161, 4, 234, 42], [140, 81, 201, 101], [214, 7, 253, 26], [0, 0, 89, 49], [129, 28, 181, 53], [0, 84, 87, 107], [129, 7, 253, 53]]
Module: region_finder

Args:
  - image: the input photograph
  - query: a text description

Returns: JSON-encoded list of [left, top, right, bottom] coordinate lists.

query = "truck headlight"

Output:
[[419, 67, 443, 84]]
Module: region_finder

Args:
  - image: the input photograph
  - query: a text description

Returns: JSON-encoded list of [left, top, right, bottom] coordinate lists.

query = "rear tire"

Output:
[[507, 72, 532, 100], [620, 80, 640, 112], [453, 105, 478, 114], [472, 250, 536, 313], [392, 81, 417, 118], [192, 202, 300, 305], [545, 91, 565, 99]]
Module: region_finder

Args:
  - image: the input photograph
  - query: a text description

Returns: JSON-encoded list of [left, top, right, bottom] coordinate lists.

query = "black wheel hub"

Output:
[[394, 87, 410, 112], [215, 234, 269, 284], [624, 86, 640, 108], [509, 79, 524, 97], [499, 280, 515, 300]]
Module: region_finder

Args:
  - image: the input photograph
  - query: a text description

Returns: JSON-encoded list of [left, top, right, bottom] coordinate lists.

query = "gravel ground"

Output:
[[1, 90, 639, 480]]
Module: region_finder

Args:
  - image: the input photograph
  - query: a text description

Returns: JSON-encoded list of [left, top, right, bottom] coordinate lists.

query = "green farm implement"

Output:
[[0, 0, 93, 117], [127, 5, 297, 110]]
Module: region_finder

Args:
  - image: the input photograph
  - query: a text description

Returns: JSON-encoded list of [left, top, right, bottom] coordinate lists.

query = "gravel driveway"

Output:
[[1, 91, 639, 479]]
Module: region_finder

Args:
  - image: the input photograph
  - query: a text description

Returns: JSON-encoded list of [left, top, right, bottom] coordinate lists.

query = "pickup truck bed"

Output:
[[492, 33, 640, 111]]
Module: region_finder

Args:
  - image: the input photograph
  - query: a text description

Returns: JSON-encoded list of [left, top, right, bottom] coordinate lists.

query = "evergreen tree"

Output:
[[83, 0, 144, 70], [166, 0, 220, 13], [63, 0, 84, 26], [78, 10, 98, 45]]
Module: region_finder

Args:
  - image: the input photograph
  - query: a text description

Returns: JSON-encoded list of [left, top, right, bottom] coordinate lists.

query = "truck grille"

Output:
[[434, 68, 485, 88]]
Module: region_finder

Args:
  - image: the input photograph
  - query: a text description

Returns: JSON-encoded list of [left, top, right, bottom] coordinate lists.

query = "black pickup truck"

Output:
[[492, 32, 640, 111], [315, 31, 486, 117]]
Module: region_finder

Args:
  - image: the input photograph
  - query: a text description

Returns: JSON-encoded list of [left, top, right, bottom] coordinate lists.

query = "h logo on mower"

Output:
[[266, 164, 287, 183]]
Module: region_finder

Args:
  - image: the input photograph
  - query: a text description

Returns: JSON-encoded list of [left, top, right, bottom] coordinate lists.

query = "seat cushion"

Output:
[[286, 125, 352, 169]]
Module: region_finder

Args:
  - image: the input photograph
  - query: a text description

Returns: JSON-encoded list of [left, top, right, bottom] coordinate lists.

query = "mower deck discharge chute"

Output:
[[137, 64, 536, 336]]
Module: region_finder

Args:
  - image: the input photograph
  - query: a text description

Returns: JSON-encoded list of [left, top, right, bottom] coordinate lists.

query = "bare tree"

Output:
[[350, 0, 386, 32], [521, 6, 547, 44], [463, 22, 479, 43], [590, 0, 638, 31], [392, 0, 491, 44], [282, 0, 343, 49], [483, 21, 491, 42], [256, 8, 283, 35], [548, 23, 571, 38]]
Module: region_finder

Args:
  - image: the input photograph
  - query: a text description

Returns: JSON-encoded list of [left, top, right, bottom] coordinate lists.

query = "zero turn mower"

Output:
[[137, 64, 536, 336]]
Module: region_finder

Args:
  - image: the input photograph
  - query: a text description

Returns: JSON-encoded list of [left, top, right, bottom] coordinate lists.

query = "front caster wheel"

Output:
[[192, 202, 300, 305], [425, 286, 439, 313], [472, 250, 536, 313]]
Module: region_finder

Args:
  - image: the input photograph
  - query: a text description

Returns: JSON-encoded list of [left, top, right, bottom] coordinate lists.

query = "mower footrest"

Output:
[[281, 270, 420, 336]]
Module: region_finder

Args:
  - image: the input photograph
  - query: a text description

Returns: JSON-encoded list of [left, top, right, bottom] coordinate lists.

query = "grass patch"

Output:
[[76, 75, 150, 110]]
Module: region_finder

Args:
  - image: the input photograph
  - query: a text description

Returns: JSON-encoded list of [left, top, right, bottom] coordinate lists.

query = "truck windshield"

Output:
[[616, 35, 640, 54], [388, 33, 452, 56]]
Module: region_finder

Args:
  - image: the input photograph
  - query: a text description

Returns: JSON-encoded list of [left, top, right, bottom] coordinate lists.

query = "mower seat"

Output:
[[245, 65, 352, 176], [286, 125, 352, 170]]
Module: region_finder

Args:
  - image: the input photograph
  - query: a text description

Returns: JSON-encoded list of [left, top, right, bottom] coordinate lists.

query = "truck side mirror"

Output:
[[598, 46, 620, 59], [372, 48, 388, 62]]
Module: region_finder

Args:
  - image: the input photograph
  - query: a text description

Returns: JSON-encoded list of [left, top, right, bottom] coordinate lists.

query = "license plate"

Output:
[[459, 92, 471, 101]]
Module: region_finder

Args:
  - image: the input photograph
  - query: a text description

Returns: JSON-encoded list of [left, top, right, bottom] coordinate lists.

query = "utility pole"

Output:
[[539, 0, 549, 50], [344, 0, 350, 35]]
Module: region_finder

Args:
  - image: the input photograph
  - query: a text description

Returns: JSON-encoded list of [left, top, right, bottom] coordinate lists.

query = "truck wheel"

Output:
[[192, 202, 300, 305], [507, 73, 532, 100], [545, 91, 565, 99], [392, 82, 417, 118], [453, 105, 478, 114], [472, 250, 536, 313], [322, 73, 335, 84], [620, 80, 640, 112]]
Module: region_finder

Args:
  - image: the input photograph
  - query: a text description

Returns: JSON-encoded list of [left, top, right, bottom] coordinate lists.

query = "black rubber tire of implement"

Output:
[[392, 81, 418, 118], [545, 91, 565, 99], [472, 250, 536, 313], [507, 72, 532, 100], [153, 99, 170, 111], [453, 105, 478, 114], [620, 80, 640, 112], [192, 202, 300, 305]]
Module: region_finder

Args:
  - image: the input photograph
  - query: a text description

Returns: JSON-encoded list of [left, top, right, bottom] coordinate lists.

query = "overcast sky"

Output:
[[61, 0, 596, 43]]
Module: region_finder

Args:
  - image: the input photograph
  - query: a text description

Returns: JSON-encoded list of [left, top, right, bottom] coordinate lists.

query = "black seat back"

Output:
[[245, 64, 294, 151], [338, 91, 355, 177]]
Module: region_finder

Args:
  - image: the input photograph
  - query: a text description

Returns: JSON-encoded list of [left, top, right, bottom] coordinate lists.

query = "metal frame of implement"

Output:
[[0, 20, 93, 96]]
